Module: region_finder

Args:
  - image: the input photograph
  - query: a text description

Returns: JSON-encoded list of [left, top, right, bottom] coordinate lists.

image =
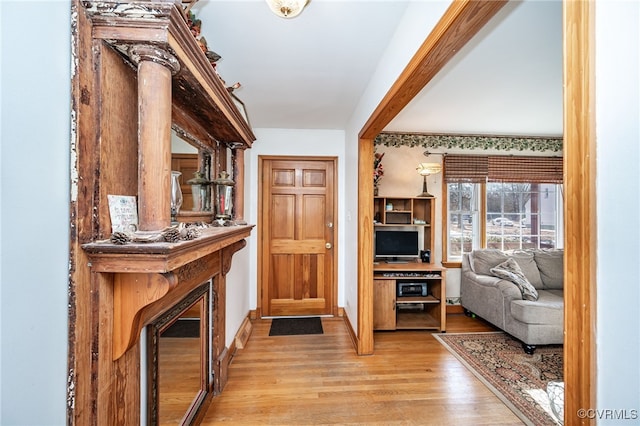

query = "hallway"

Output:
[[200, 315, 522, 425]]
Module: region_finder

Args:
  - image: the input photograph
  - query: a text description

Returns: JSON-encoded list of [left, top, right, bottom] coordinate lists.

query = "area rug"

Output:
[[269, 317, 324, 336], [434, 332, 563, 426]]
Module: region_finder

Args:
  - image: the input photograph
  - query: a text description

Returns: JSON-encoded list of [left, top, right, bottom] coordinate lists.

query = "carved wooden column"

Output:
[[232, 147, 246, 221], [130, 45, 180, 231]]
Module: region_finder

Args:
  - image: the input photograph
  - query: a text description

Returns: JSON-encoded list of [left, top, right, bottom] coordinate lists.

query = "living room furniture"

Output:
[[373, 262, 446, 331], [461, 249, 564, 354], [373, 196, 435, 262]]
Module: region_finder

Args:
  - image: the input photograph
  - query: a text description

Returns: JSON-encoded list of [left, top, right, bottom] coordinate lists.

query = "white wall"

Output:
[[0, 1, 71, 424], [595, 1, 640, 422], [246, 128, 347, 312]]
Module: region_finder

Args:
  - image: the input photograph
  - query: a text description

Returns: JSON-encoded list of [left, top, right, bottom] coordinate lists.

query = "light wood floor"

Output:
[[199, 314, 524, 425]]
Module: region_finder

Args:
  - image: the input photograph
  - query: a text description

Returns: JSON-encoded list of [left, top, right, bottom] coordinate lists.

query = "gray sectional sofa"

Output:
[[461, 248, 564, 354]]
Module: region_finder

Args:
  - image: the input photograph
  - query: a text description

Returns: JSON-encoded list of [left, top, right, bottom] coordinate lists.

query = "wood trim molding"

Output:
[[357, 0, 507, 355], [563, 1, 596, 423], [342, 310, 359, 352], [234, 315, 253, 350], [441, 178, 449, 263]]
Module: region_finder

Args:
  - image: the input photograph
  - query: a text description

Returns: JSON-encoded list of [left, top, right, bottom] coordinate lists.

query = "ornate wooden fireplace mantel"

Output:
[[83, 227, 251, 360], [69, 1, 257, 424]]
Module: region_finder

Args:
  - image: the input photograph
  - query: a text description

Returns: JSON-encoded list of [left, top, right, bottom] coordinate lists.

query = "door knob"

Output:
[[325, 242, 332, 249], [327, 222, 333, 228]]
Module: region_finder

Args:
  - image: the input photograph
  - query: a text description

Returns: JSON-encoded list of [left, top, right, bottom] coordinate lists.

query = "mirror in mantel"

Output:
[[171, 129, 235, 221], [147, 281, 210, 425]]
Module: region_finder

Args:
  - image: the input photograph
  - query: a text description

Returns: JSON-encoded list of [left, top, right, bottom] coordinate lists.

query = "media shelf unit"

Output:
[[373, 261, 446, 332], [373, 196, 435, 263]]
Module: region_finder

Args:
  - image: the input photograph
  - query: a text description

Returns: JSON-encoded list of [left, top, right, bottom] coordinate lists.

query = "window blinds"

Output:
[[444, 155, 563, 184], [442, 155, 488, 183]]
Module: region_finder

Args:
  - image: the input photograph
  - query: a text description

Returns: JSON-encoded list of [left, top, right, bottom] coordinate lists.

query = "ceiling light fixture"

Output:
[[265, 0, 309, 19]]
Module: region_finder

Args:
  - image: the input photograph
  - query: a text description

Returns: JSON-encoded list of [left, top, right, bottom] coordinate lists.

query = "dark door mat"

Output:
[[161, 319, 200, 338], [269, 317, 324, 336]]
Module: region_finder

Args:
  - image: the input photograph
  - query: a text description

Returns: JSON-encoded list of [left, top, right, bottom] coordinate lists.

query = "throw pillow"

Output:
[[490, 258, 539, 301], [510, 250, 544, 289]]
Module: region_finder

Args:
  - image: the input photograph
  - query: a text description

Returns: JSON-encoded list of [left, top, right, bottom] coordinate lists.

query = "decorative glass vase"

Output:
[[170, 171, 183, 222]]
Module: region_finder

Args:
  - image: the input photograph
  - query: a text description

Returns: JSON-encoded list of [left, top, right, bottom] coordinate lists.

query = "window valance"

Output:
[[444, 155, 563, 184]]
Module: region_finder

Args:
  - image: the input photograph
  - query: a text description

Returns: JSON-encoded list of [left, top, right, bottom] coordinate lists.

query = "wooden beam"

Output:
[[563, 0, 596, 423], [357, 137, 375, 355]]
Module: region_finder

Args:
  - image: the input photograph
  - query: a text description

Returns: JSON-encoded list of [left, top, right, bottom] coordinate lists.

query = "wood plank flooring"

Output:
[[199, 314, 524, 425], [158, 337, 202, 425]]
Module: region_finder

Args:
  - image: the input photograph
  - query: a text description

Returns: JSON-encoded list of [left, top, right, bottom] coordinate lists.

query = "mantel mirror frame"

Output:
[[147, 281, 211, 425]]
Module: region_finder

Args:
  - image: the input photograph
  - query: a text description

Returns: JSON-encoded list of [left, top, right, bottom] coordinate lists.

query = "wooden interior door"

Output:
[[260, 157, 336, 317], [171, 153, 198, 211]]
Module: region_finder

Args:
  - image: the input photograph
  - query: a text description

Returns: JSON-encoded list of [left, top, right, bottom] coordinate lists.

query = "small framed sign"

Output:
[[107, 195, 139, 233]]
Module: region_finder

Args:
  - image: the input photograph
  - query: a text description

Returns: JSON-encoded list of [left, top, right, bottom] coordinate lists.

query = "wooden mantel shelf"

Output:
[[83, 225, 254, 273], [83, 225, 253, 360]]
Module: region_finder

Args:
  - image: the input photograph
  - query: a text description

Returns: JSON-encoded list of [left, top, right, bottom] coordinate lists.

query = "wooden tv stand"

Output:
[[373, 261, 446, 332]]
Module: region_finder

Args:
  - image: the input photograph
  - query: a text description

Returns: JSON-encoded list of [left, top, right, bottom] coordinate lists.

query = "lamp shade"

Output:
[[266, 0, 309, 18], [416, 162, 442, 176]]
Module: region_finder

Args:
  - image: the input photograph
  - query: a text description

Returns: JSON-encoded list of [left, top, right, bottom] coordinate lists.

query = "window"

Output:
[[447, 182, 480, 258], [444, 155, 564, 261], [486, 182, 563, 251]]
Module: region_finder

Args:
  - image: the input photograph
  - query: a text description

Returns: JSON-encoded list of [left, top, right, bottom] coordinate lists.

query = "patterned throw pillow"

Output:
[[490, 258, 539, 301]]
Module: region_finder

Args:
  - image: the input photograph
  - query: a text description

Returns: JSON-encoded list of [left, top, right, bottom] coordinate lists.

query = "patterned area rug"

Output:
[[434, 332, 563, 426]]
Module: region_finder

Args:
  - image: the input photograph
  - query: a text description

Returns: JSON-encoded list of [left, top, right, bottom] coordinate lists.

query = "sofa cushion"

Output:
[[491, 258, 539, 301], [470, 249, 509, 275], [510, 250, 544, 289], [533, 249, 564, 289], [510, 290, 564, 324]]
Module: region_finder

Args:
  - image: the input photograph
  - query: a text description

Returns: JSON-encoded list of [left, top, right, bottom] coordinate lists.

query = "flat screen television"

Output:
[[374, 230, 419, 262]]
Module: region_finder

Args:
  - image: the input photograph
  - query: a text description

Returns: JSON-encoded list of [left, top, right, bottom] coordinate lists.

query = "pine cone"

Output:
[[110, 232, 131, 245], [162, 227, 182, 243], [184, 227, 201, 240]]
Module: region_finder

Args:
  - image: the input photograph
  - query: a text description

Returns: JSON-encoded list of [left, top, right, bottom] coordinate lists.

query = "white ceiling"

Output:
[[192, 0, 563, 136]]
